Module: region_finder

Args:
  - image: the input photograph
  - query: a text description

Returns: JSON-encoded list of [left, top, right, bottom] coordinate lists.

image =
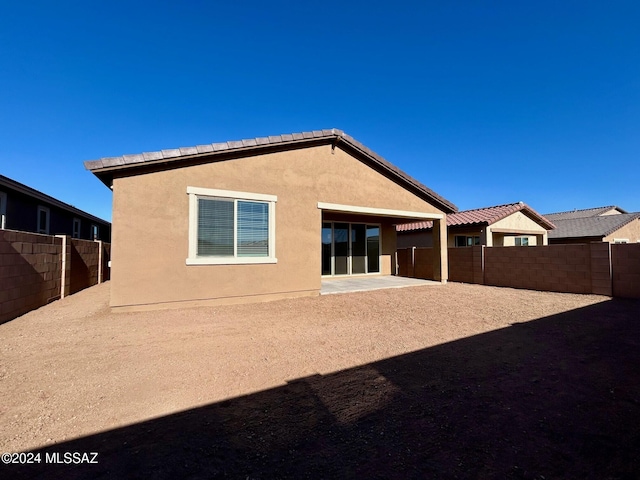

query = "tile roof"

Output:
[[547, 213, 640, 239], [396, 202, 555, 232], [84, 128, 457, 214], [544, 206, 627, 221]]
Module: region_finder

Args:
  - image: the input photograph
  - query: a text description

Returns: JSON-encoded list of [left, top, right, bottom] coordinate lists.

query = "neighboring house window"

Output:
[[186, 186, 277, 265], [613, 238, 628, 244], [73, 218, 81, 238], [515, 237, 529, 246], [91, 224, 99, 240], [455, 235, 480, 247], [0, 191, 6, 229], [37, 206, 50, 234]]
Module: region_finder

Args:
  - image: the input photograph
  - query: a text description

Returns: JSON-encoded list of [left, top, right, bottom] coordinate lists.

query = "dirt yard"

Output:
[[2, 282, 639, 479]]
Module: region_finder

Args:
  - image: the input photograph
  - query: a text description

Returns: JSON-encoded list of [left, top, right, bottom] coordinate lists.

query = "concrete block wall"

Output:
[[484, 244, 592, 294], [70, 239, 101, 294], [0, 230, 65, 324], [448, 247, 483, 284], [414, 248, 435, 280], [1, 230, 111, 324], [396, 248, 412, 277], [397, 242, 639, 298], [590, 242, 613, 296], [612, 243, 640, 298]]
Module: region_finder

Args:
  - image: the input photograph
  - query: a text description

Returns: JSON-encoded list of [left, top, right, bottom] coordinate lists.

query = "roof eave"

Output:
[[85, 130, 458, 214]]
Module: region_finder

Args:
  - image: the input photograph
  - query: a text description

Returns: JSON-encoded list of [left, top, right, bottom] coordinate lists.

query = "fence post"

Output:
[[96, 239, 103, 284], [411, 246, 416, 278], [56, 235, 69, 299]]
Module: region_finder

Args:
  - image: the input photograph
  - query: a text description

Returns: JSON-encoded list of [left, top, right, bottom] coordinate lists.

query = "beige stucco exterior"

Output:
[[604, 218, 640, 243], [488, 211, 548, 246], [110, 144, 447, 311]]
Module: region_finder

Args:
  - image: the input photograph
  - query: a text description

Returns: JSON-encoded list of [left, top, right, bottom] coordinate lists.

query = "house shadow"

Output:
[[8, 298, 640, 479]]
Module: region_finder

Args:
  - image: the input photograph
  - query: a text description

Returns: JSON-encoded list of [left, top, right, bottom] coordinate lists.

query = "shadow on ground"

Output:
[[8, 298, 640, 479]]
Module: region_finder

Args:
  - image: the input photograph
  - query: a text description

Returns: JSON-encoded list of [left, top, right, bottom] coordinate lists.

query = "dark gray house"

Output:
[[0, 174, 111, 242]]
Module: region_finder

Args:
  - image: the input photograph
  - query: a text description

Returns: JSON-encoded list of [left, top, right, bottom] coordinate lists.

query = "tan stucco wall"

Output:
[[604, 218, 640, 243], [490, 211, 548, 233], [110, 144, 445, 310]]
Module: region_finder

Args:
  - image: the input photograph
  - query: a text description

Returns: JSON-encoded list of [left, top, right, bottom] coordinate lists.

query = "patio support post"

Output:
[[432, 217, 448, 283]]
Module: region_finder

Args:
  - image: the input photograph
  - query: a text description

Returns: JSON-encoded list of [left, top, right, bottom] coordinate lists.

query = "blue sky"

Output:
[[1, 1, 639, 222]]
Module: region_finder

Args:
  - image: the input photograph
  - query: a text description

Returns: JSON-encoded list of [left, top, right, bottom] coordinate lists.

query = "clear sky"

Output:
[[1, 1, 639, 222]]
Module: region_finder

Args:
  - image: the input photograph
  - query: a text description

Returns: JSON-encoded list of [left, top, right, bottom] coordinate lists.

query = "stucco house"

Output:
[[396, 202, 555, 248], [85, 129, 457, 311], [545, 206, 640, 244], [0, 174, 111, 241]]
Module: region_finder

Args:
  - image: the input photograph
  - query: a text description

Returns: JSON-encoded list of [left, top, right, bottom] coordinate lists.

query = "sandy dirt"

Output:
[[1, 281, 639, 479]]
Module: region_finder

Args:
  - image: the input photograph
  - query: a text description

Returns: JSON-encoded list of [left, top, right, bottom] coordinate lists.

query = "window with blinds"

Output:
[[187, 186, 276, 264]]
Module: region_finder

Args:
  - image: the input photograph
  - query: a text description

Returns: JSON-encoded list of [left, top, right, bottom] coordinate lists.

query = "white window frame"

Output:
[[186, 186, 277, 265], [613, 238, 628, 244], [37, 206, 50, 234], [0, 191, 6, 229], [515, 236, 530, 246], [73, 218, 81, 238]]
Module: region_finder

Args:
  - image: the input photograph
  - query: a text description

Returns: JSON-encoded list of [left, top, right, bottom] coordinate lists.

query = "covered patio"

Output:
[[320, 275, 440, 295]]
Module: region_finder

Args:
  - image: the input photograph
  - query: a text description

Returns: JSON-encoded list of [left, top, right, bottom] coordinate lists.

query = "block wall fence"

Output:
[[397, 243, 640, 299], [0, 229, 111, 324]]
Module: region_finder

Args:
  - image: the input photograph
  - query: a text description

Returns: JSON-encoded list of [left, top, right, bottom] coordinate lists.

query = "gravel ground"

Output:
[[1, 281, 639, 479]]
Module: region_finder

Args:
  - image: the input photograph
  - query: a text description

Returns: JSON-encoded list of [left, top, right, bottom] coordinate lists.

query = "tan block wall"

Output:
[[414, 248, 435, 280], [590, 242, 612, 296], [110, 144, 446, 310], [396, 248, 412, 277], [398, 243, 619, 297], [69, 239, 107, 294], [484, 244, 592, 294], [612, 243, 640, 298], [0, 230, 64, 324], [447, 246, 484, 284], [0, 230, 111, 324]]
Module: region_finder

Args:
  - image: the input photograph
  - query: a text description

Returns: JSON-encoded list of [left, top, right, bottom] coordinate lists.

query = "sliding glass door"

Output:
[[321, 222, 380, 276]]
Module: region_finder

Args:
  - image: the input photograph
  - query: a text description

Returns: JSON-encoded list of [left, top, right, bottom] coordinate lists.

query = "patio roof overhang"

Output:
[[317, 202, 444, 222]]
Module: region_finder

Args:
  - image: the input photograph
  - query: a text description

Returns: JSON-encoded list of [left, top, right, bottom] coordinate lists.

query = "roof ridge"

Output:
[[454, 202, 523, 213], [545, 205, 617, 216]]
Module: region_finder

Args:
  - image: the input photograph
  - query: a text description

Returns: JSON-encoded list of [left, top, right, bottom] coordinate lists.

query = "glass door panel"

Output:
[[334, 223, 349, 275], [321, 223, 332, 275], [366, 225, 380, 273], [351, 224, 367, 274]]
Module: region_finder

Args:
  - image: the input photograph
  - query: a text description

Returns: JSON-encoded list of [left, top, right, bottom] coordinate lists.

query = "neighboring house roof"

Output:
[[547, 213, 640, 239], [544, 206, 628, 221], [0, 174, 110, 225], [396, 202, 555, 232], [84, 128, 457, 214]]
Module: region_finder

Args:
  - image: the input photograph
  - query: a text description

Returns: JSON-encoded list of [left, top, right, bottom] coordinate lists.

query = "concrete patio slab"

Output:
[[321, 275, 440, 295]]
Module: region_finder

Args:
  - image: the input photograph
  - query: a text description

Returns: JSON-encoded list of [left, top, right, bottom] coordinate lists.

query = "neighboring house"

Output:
[[0, 174, 111, 242], [397, 202, 555, 248], [85, 128, 457, 311], [545, 206, 640, 244]]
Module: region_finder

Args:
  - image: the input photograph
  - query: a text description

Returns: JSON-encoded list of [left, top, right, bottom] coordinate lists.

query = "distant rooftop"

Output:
[[548, 213, 640, 239], [544, 206, 627, 221], [397, 202, 555, 232], [0, 174, 110, 225]]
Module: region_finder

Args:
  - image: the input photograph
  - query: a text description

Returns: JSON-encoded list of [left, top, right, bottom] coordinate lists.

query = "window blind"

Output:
[[198, 198, 234, 256], [237, 200, 269, 257]]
